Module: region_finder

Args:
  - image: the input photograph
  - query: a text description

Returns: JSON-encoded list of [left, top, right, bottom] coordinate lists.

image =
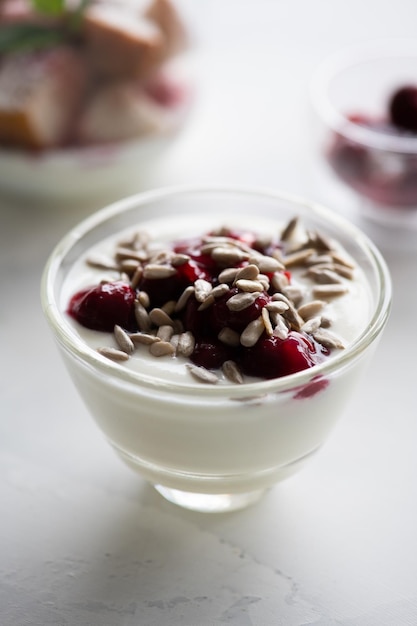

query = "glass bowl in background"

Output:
[[310, 39, 417, 238], [41, 186, 391, 513]]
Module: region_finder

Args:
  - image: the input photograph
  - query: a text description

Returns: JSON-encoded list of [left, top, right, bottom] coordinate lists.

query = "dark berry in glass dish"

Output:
[[326, 86, 417, 209]]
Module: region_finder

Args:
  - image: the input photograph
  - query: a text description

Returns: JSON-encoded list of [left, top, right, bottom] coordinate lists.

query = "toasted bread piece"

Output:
[[83, 4, 164, 79], [0, 46, 87, 149], [145, 0, 188, 61]]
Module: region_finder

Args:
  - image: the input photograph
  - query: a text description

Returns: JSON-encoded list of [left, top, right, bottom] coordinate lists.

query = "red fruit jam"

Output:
[[68, 281, 136, 332], [67, 224, 350, 384]]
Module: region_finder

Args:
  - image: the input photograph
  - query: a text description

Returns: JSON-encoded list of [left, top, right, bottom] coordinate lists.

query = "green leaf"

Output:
[[0, 24, 65, 54], [31, 0, 65, 16]]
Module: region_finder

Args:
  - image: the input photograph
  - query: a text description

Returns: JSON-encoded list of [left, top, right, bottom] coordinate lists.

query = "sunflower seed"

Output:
[[281, 216, 299, 241], [227, 291, 261, 311], [249, 254, 284, 273], [149, 308, 174, 327], [134, 301, 151, 332], [261, 307, 273, 335], [257, 274, 270, 291], [175, 285, 195, 312], [222, 360, 244, 384], [149, 341, 176, 357], [211, 246, 249, 266], [97, 347, 130, 361], [218, 267, 239, 284], [218, 327, 241, 347], [332, 263, 355, 280], [330, 251, 355, 269], [119, 259, 140, 275], [177, 331, 195, 357], [284, 248, 315, 267], [313, 230, 333, 252], [86, 255, 119, 271], [305, 254, 334, 266], [211, 283, 230, 298], [240, 317, 265, 347], [306, 267, 343, 284], [157, 325, 174, 342], [130, 266, 143, 289], [301, 316, 322, 334], [137, 290, 150, 308], [282, 286, 304, 306], [234, 264, 259, 281], [313, 284, 348, 298], [266, 300, 289, 314], [171, 253, 190, 267], [272, 315, 290, 339], [235, 279, 265, 293], [186, 363, 219, 384], [143, 264, 177, 279], [312, 329, 345, 349], [270, 272, 290, 292], [114, 325, 135, 354], [161, 300, 176, 316], [281, 303, 305, 331], [115, 247, 148, 263], [297, 300, 325, 320], [198, 294, 215, 311], [130, 332, 161, 345], [194, 278, 212, 302]]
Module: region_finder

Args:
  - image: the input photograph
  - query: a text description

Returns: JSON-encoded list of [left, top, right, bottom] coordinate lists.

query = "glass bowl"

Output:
[[310, 39, 417, 232], [41, 185, 391, 512]]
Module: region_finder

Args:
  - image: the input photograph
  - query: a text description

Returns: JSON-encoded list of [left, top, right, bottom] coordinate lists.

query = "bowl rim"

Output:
[[41, 184, 392, 398], [310, 38, 417, 153]]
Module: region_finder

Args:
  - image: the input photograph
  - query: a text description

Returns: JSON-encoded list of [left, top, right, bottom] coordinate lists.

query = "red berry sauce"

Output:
[[68, 225, 342, 385]]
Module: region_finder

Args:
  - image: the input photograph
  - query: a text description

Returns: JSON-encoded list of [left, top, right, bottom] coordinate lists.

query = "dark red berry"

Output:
[[67, 281, 136, 332], [241, 332, 328, 379], [191, 339, 236, 370], [389, 85, 417, 132]]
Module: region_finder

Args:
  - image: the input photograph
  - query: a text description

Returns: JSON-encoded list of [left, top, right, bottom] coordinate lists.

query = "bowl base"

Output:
[[154, 484, 267, 513]]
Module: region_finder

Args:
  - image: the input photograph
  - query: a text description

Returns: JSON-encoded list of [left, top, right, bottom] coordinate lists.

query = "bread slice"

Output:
[[0, 46, 87, 149], [83, 4, 164, 79]]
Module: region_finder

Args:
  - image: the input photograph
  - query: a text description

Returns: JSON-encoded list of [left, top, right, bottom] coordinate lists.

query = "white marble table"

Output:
[[2, 1, 417, 624]]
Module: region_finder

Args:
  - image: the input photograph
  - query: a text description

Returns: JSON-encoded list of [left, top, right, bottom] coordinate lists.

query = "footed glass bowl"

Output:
[[41, 186, 391, 512]]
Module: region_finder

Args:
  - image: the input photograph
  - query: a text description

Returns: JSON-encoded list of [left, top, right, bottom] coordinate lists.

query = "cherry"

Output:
[[67, 281, 136, 332], [240, 332, 328, 379], [389, 85, 417, 132], [191, 339, 236, 370]]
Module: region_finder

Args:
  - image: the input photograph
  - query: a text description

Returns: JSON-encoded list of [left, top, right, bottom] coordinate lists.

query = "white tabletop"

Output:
[[2, 1, 417, 624]]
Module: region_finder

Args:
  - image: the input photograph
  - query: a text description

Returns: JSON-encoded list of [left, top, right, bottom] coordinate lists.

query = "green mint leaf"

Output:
[[0, 24, 64, 54], [31, 0, 65, 16]]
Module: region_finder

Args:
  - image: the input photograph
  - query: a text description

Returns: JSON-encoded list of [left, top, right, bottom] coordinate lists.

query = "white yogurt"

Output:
[[55, 211, 379, 499]]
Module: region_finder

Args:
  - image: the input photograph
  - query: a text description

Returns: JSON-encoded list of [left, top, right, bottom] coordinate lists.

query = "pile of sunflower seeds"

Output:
[[87, 217, 355, 384]]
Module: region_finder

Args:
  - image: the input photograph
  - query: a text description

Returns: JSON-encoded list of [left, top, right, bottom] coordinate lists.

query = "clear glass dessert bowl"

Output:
[[41, 185, 391, 512], [310, 39, 417, 232]]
